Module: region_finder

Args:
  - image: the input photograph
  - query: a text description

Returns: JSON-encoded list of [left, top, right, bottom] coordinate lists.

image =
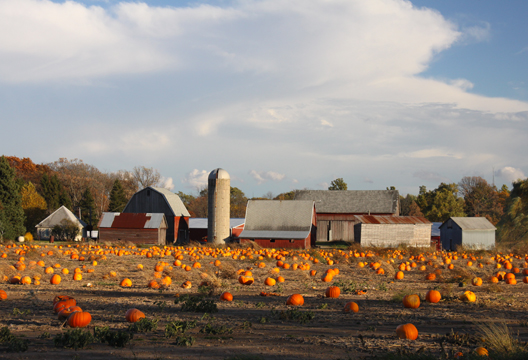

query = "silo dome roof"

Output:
[[209, 168, 230, 180]]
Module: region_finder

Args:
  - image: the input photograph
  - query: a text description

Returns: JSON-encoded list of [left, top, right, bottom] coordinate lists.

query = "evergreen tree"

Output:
[[108, 179, 128, 212], [0, 156, 26, 240], [497, 179, 528, 243], [79, 188, 98, 227], [59, 188, 72, 210], [40, 173, 59, 211], [0, 201, 7, 241]]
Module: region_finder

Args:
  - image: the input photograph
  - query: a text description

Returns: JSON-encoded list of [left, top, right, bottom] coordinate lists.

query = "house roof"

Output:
[[36, 206, 87, 228], [294, 190, 399, 214], [99, 213, 167, 229], [189, 218, 245, 229], [238, 200, 314, 239], [440, 217, 497, 231], [355, 215, 431, 225]]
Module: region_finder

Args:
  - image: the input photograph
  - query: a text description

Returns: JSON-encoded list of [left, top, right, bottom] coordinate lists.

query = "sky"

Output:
[[1, 0, 527, 198]]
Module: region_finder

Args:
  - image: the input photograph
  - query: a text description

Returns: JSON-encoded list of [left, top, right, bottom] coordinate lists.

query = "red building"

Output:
[[237, 200, 316, 249]]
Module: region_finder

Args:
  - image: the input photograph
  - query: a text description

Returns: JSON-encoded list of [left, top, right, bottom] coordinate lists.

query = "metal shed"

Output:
[[98, 212, 167, 245], [354, 215, 431, 247], [123, 187, 190, 244], [237, 200, 316, 249], [440, 217, 496, 250], [294, 190, 399, 242]]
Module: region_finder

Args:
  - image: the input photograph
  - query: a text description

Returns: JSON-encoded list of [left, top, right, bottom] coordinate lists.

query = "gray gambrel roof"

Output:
[[239, 200, 314, 239], [294, 190, 399, 214], [150, 187, 191, 217], [440, 217, 496, 231]]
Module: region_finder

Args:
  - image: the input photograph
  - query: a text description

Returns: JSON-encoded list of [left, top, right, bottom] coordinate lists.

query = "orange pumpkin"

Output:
[[54, 298, 77, 313], [58, 306, 82, 321], [264, 277, 276, 286], [425, 290, 441, 303], [460, 290, 476, 302], [125, 308, 146, 323], [50, 274, 61, 285], [286, 294, 304, 306], [0, 290, 7, 300], [472, 277, 483, 286], [396, 323, 418, 340], [120, 278, 132, 287], [68, 311, 92, 328], [325, 286, 340, 298], [343, 302, 359, 313], [395, 271, 404, 280], [220, 292, 233, 301], [403, 294, 420, 309]]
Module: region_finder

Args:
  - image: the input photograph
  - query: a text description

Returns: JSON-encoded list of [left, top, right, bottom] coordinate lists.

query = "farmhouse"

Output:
[[123, 187, 191, 244], [98, 213, 168, 245], [294, 190, 399, 242], [440, 217, 496, 250], [353, 215, 431, 247], [189, 218, 245, 243], [35, 205, 86, 241], [237, 200, 316, 249]]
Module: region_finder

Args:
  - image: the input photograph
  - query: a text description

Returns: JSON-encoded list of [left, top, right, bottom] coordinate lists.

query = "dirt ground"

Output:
[[0, 242, 527, 360]]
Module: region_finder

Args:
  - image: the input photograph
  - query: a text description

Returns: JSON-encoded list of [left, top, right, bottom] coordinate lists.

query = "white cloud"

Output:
[[160, 176, 174, 191], [496, 167, 526, 184], [449, 78, 474, 90], [399, 148, 463, 159], [182, 169, 209, 189], [249, 170, 285, 184]]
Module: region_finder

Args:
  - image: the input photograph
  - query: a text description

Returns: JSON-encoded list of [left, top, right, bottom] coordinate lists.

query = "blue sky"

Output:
[[1, 0, 527, 198]]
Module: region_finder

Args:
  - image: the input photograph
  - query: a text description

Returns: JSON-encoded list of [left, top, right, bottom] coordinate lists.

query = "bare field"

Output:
[[0, 242, 527, 360]]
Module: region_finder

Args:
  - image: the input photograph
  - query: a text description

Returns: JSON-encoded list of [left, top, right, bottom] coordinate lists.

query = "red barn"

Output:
[[237, 200, 316, 249], [98, 213, 168, 245]]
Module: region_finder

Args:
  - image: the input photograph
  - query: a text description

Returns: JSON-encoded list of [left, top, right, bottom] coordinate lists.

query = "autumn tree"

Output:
[[497, 179, 528, 243], [274, 191, 295, 200], [0, 156, 26, 240], [458, 176, 503, 224], [416, 183, 465, 222], [5, 156, 50, 192], [176, 191, 195, 209], [132, 166, 161, 189], [20, 182, 47, 234], [108, 179, 128, 212], [231, 187, 247, 218], [328, 178, 347, 190]]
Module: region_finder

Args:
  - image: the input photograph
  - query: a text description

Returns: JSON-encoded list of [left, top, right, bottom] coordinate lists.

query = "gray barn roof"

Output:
[[440, 217, 496, 231], [36, 206, 86, 228], [294, 190, 399, 214], [189, 218, 245, 229], [150, 187, 191, 217], [239, 200, 314, 239]]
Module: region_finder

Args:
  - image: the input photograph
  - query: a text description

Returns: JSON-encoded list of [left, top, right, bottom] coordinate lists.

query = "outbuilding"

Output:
[[354, 215, 431, 247], [35, 205, 86, 241], [237, 200, 316, 249], [123, 187, 191, 244], [294, 190, 400, 242], [440, 217, 496, 250], [98, 213, 168, 245], [189, 218, 245, 243]]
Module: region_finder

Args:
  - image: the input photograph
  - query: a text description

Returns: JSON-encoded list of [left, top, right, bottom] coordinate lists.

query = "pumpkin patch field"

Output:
[[1, 242, 528, 359]]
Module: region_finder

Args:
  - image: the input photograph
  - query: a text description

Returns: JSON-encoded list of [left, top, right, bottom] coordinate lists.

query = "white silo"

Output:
[[208, 168, 230, 245]]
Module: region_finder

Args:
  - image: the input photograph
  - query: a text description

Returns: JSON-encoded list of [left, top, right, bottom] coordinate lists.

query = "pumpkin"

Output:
[[395, 271, 404, 280], [523, 276, 528, 284], [396, 323, 418, 340], [58, 306, 82, 321], [506, 277, 517, 285], [472, 277, 483, 286], [238, 276, 254, 286], [10, 275, 21, 284], [403, 294, 420, 309], [325, 286, 340, 298], [120, 278, 132, 287], [490, 276, 499, 283], [475, 347, 488, 356], [425, 273, 436, 281], [67, 311, 92, 328], [425, 290, 441, 303], [20, 276, 32, 285], [321, 274, 333, 282], [73, 273, 82, 281], [220, 292, 233, 301], [264, 277, 276, 286], [504, 273, 516, 282], [181, 281, 192, 289], [50, 274, 61, 285], [53, 295, 72, 304], [54, 298, 77, 313], [0, 290, 7, 300], [125, 308, 146, 323], [460, 290, 476, 302], [148, 280, 160, 289], [310, 270, 317, 277], [343, 302, 359, 313], [286, 294, 304, 306], [45, 267, 54, 274]]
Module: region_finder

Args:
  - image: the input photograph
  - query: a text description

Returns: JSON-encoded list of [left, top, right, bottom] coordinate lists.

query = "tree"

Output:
[[20, 182, 47, 234], [328, 178, 347, 190], [274, 191, 295, 200], [497, 179, 528, 243], [0, 156, 26, 240], [231, 187, 247, 218], [416, 183, 465, 222], [51, 219, 80, 241], [132, 166, 161, 189], [458, 176, 503, 224], [79, 188, 97, 227], [176, 191, 195, 209], [408, 201, 424, 217], [108, 180, 128, 212], [5, 156, 50, 193], [400, 194, 416, 216]]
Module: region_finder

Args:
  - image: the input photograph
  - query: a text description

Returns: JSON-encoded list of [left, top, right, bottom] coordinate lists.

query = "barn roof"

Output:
[[294, 190, 399, 214], [239, 200, 314, 239], [355, 215, 431, 225], [36, 206, 86, 228], [125, 187, 191, 217], [440, 217, 496, 231], [99, 213, 167, 229], [189, 218, 245, 229]]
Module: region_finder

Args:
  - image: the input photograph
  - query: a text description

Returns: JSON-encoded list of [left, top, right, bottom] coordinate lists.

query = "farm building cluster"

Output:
[[35, 168, 496, 250]]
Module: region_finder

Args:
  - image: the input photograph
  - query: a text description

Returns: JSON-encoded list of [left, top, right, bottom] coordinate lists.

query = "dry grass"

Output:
[[475, 320, 525, 354], [217, 262, 238, 280], [439, 267, 474, 284], [483, 284, 504, 293]]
